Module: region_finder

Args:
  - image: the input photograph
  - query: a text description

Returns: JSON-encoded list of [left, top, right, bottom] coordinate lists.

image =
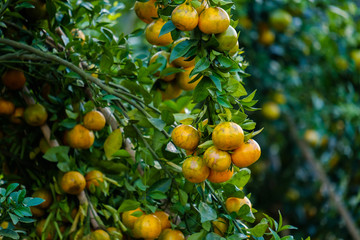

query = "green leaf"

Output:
[[244, 128, 264, 142], [161, 110, 175, 125], [149, 191, 167, 200], [159, 20, 176, 37], [43, 146, 70, 163], [248, 218, 268, 237], [225, 78, 247, 98], [24, 197, 45, 207], [6, 183, 19, 197], [269, 228, 281, 240], [190, 58, 210, 77], [104, 129, 123, 160], [9, 213, 19, 225], [241, 121, 256, 130], [170, 39, 197, 63], [217, 55, 234, 68], [193, 77, 214, 102], [227, 168, 251, 188], [112, 150, 131, 158], [202, 221, 211, 231], [205, 232, 223, 240], [148, 118, 166, 131], [217, 95, 232, 108], [59, 118, 77, 129], [14, 206, 32, 217], [209, 73, 222, 91], [198, 140, 214, 149], [242, 90, 257, 102], [179, 189, 188, 206], [0, 229, 19, 239], [148, 178, 172, 193], [227, 233, 249, 240], [188, 230, 207, 240], [199, 202, 217, 223], [118, 200, 140, 213]]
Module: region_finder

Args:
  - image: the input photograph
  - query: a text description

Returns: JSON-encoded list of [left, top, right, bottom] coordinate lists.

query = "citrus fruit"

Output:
[[171, 125, 200, 150], [171, 37, 196, 68], [83, 110, 106, 131], [171, 3, 199, 31], [231, 139, 261, 168], [229, 41, 239, 56], [270, 9, 292, 31], [176, 66, 202, 91], [31, 206, 45, 218], [215, 26, 238, 52], [182, 156, 210, 183], [350, 49, 360, 69], [23, 103, 48, 126], [32, 189, 53, 209], [71, 28, 85, 43], [39, 138, 50, 154], [334, 56, 348, 71], [225, 196, 252, 213], [145, 19, 173, 46], [258, 29, 275, 46], [134, 0, 158, 24], [195, 0, 209, 14], [207, 167, 234, 183], [85, 170, 104, 190], [203, 146, 231, 171], [91, 229, 110, 240], [273, 92, 286, 104], [160, 82, 183, 100], [212, 122, 244, 151], [10, 107, 24, 124], [238, 16, 252, 29], [0, 99, 15, 115], [36, 219, 54, 240], [2, 69, 26, 90], [212, 217, 228, 236], [153, 211, 171, 230], [304, 129, 320, 147], [262, 101, 280, 120], [66, 124, 95, 149], [60, 171, 86, 195], [149, 51, 176, 82], [0, 221, 9, 229], [122, 207, 144, 229], [133, 214, 162, 239], [159, 229, 185, 240], [198, 7, 230, 34]]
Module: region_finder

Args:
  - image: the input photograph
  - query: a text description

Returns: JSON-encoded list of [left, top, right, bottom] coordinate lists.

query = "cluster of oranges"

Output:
[[171, 121, 261, 184], [121, 208, 185, 240], [134, 0, 239, 100]]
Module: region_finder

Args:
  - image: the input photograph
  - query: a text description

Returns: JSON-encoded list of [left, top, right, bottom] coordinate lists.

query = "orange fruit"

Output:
[[229, 41, 239, 56], [0, 221, 9, 229], [149, 51, 176, 82], [304, 129, 320, 147], [272, 92, 286, 105], [212, 217, 228, 236], [10, 107, 24, 124], [350, 49, 360, 69], [23, 103, 48, 126], [171, 3, 199, 31], [160, 82, 183, 100], [91, 229, 110, 240], [231, 139, 261, 168], [2, 69, 26, 90], [153, 211, 171, 230], [36, 219, 54, 240], [71, 28, 85, 42], [145, 19, 173, 46], [212, 122, 244, 151], [225, 197, 252, 213], [133, 214, 162, 239], [207, 168, 234, 183], [176, 66, 202, 91], [30, 206, 45, 218], [215, 26, 238, 52], [134, 0, 158, 24], [270, 9, 292, 32], [171, 125, 200, 150], [83, 110, 106, 131], [66, 124, 95, 149], [32, 189, 53, 209], [195, 0, 209, 14], [159, 229, 185, 240], [198, 7, 230, 34], [171, 38, 196, 68], [60, 171, 86, 195], [122, 207, 144, 229], [0, 99, 15, 115], [203, 146, 231, 171], [258, 29, 275, 46], [262, 101, 280, 120], [85, 170, 104, 190], [182, 156, 210, 183]]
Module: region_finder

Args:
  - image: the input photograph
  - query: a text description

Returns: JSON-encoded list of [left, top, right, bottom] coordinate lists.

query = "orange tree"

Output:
[[0, 0, 308, 239]]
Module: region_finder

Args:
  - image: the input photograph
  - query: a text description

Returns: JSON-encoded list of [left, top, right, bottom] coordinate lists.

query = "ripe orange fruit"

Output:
[[23, 103, 48, 126], [2, 69, 26, 90], [171, 125, 200, 150], [83, 110, 106, 131], [203, 146, 231, 171], [176, 66, 202, 91], [304, 129, 320, 147], [60, 171, 86, 195], [66, 124, 95, 149], [171, 3, 199, 31], [231, 139, 261, 168], [229, 41, 239, 56], [171, 38, 196, 68], [122, 207, 144, 229], [215, 26, 238, 52], [145, 19, 173, 46], [91, 229, 110, 240], [10, 107, 24, 124], [0, 99, 15, 115], [85, 170, 104, 190], [225, 197, 252, 213], [212, 217, 228, 236], [258, 29, 275, 46], [270, 9, 292, 32], [133, 214, 162, 239], [207, 167, 234, 183], [262, 101, 280, 120], [198, 7, 230, 34], [212, 122, 244, 151], [36, 219, 54, 240], [149, 51, 176, 82], [134, 0, 158, 24], [153, 211, 171, 230], [272, 92, 286, 105], [195, 0, 209, 14], [159, 229, 185, 240], [31, 206, 45, 218], [182, 156, 210, 183], [160, 82, 183, 100], [32, 189, 53, 209]]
